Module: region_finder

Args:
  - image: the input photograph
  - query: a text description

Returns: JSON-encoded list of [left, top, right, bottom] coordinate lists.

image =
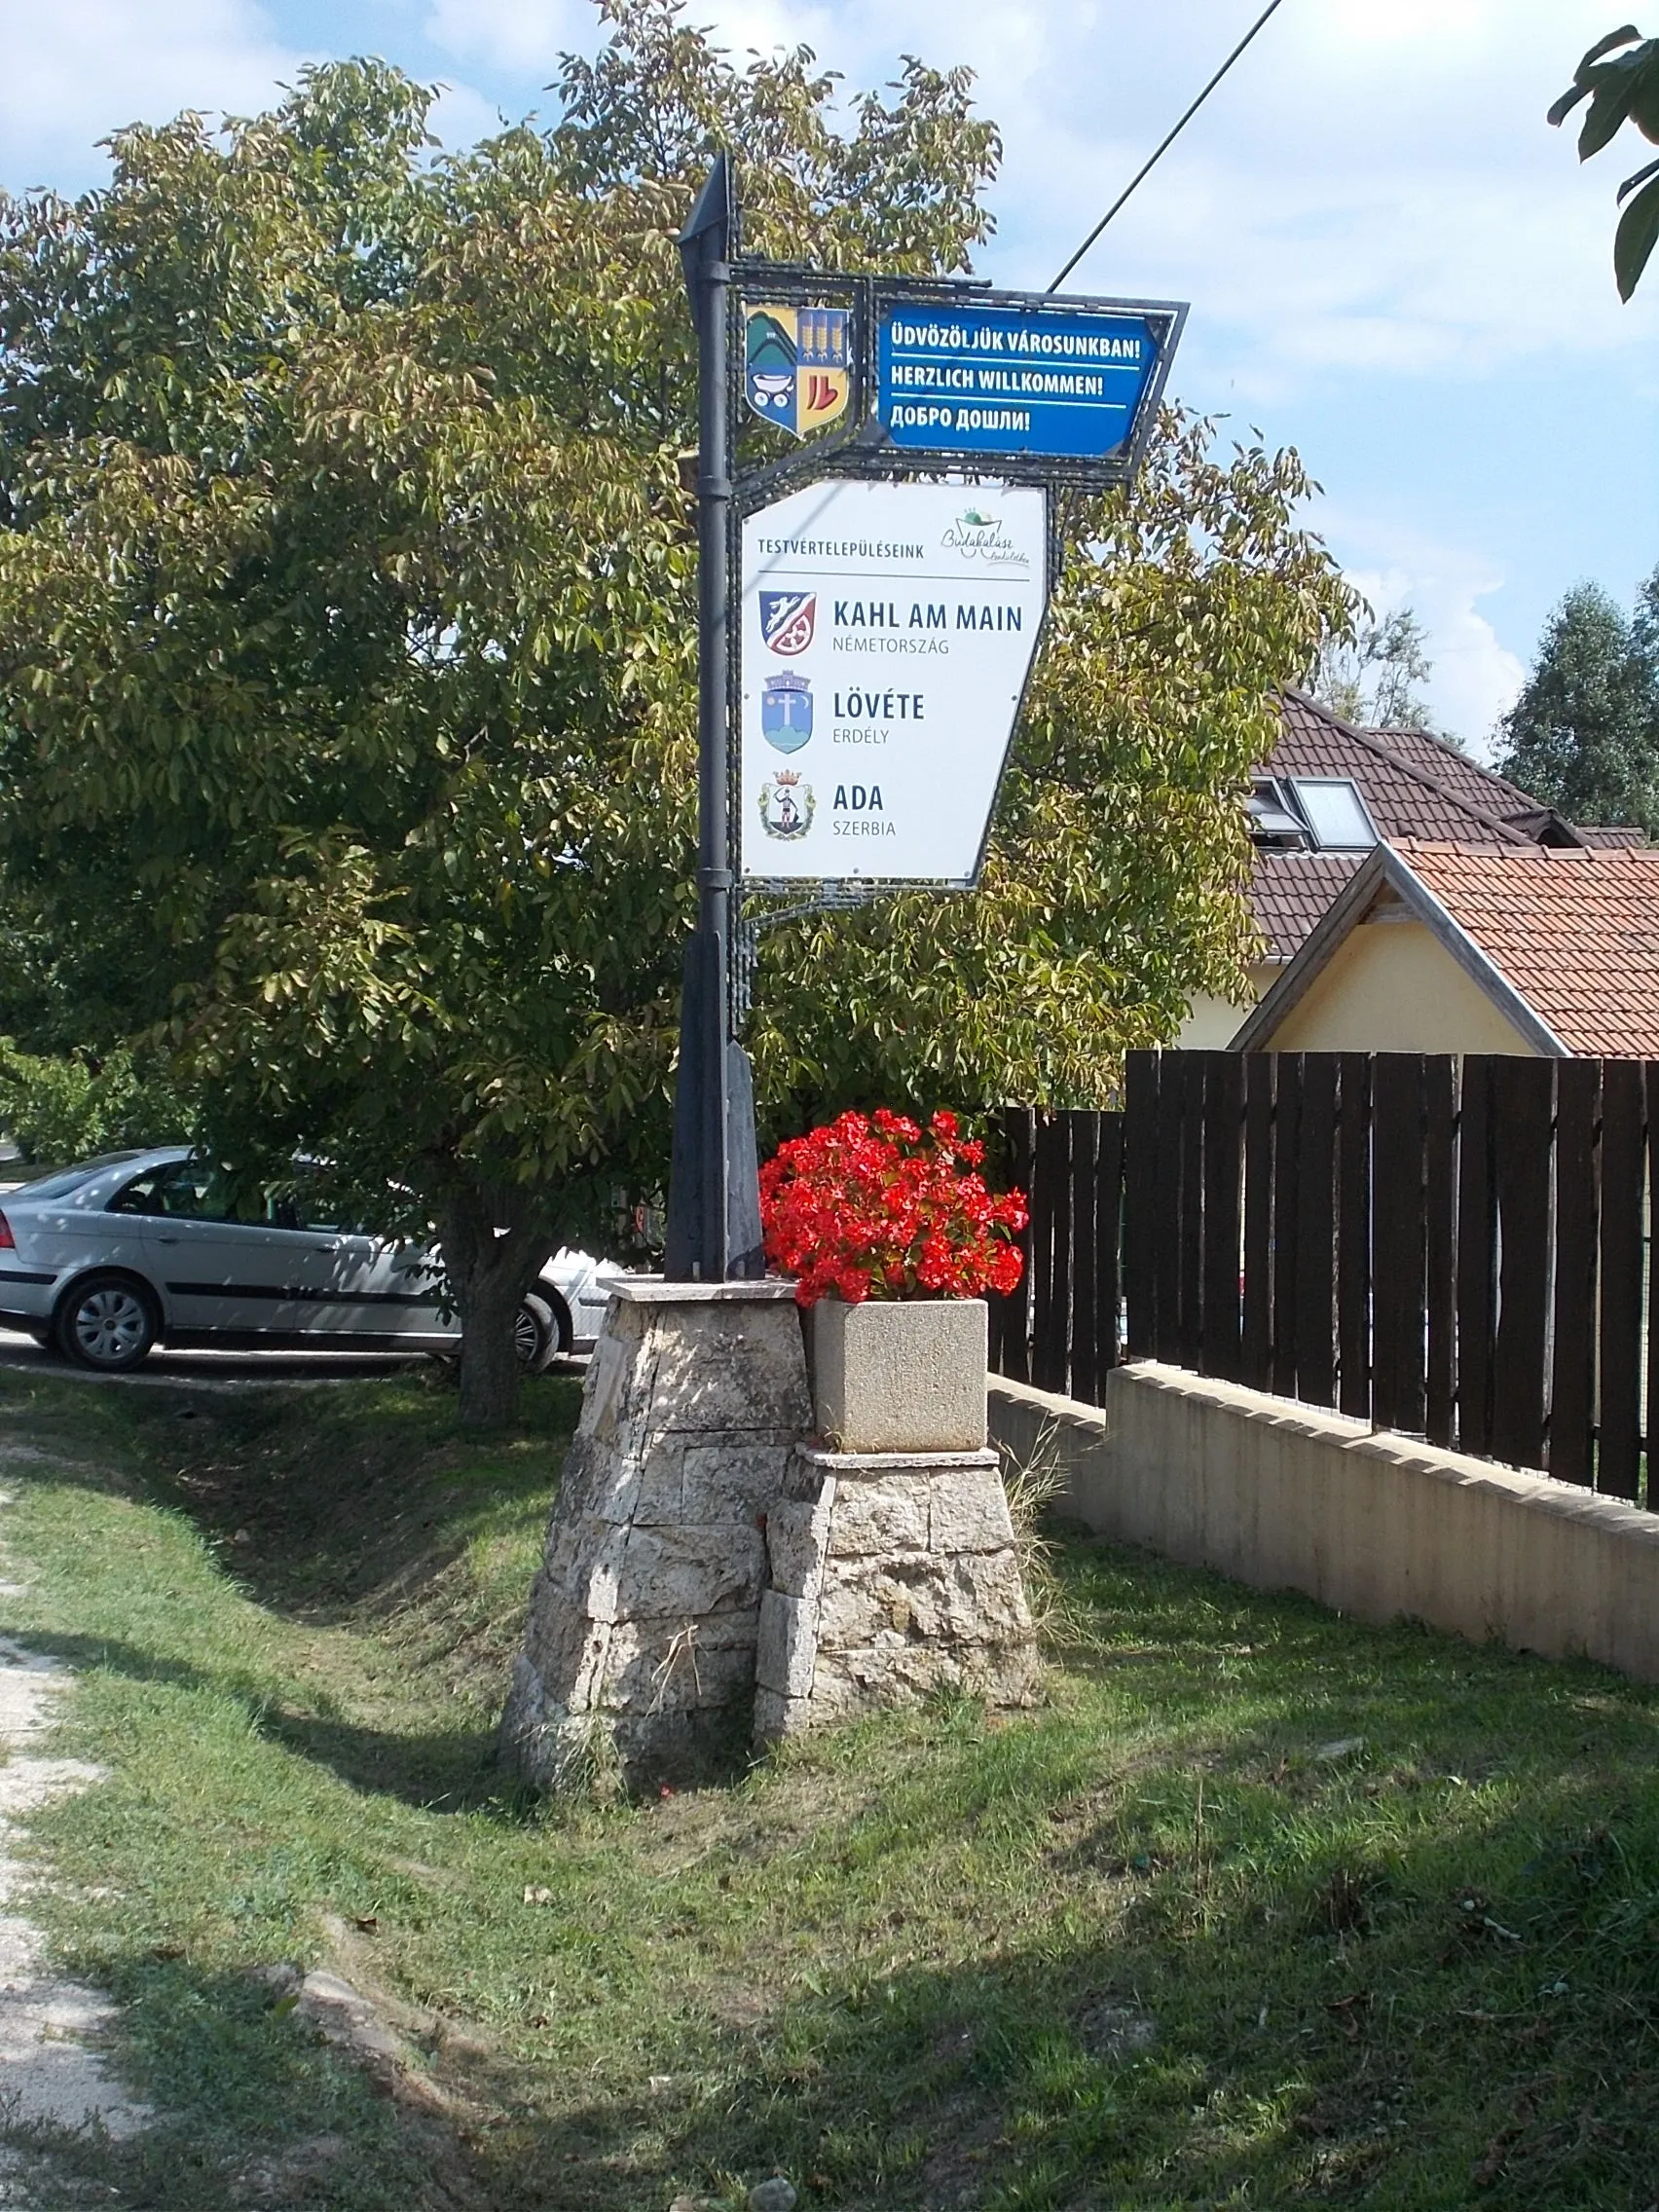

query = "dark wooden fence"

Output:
[[989, 1050, 1659, 1500]]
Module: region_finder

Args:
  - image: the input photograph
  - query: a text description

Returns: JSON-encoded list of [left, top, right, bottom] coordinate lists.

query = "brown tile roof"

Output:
[[1269, 692, 1529, 849], [1367, 722, 1539, 821], [1399, 841, 1659, 1057], [1575, 825, 1647, 849], [1251, 852, 1366, 964]]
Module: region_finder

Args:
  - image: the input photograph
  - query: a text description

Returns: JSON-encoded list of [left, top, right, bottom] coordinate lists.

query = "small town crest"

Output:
[[744, 303, 852, 439], [758, 768, 815, 840]]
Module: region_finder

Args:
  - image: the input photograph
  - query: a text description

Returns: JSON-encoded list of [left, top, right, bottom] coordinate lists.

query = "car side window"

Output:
[[107, 1162, 230, 1221], [281, 1170, 369, 1236]]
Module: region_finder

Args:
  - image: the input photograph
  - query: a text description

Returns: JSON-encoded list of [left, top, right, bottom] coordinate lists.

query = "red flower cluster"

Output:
[[759, 1108, 1029, 1309]]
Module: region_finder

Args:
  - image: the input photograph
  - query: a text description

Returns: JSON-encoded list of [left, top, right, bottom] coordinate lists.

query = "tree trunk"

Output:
[[457, 1261, 527, 1427], [437, 1178, 558, 1429]]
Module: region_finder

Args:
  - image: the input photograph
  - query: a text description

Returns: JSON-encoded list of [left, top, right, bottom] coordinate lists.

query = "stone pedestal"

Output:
[[754, 1442, 1041, 1742], [500, 1278, 810, 1792]]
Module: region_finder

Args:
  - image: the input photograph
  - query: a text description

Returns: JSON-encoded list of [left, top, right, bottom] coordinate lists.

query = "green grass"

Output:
[[0, 1363, 1655, 2207]]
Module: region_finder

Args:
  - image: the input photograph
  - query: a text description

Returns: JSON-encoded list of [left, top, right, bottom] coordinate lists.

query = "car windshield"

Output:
[[7, 1152, 152, 1203]]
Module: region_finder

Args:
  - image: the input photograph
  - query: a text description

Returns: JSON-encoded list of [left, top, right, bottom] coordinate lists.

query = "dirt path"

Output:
[[0, 1479, 147, 2200]]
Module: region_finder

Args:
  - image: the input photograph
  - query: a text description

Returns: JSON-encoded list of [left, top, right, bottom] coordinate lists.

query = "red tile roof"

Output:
[[1399, 841, 1659, 1057], [1248, 693, 1652, 969]]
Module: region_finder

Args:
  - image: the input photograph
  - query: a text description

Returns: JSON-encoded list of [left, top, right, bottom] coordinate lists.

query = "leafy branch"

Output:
[[1550, 25, 1659, 299]]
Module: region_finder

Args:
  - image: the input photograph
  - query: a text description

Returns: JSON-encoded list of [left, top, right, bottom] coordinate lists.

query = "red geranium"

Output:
[[759, 1108, 1028, 1309]]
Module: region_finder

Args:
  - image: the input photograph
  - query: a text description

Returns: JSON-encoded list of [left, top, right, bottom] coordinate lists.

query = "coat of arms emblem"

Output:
[[744, 304, 851, 439], [758, 769, 815, 840], [760, 673, 813, 754], [758, 591, 817, 656]]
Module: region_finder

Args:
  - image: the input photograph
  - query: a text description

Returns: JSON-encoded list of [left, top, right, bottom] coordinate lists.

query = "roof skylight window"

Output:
[[1289, 778, 1378, 851], [1247, 777, 1311, 849]]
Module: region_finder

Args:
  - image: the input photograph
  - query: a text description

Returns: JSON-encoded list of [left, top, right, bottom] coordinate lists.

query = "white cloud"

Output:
[[0, 0, 308, 193], [1332, 529, 1528, 756], [422, 0, 584, 75]]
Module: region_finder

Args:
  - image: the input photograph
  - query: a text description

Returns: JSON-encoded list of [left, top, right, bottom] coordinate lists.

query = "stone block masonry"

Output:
[[500, 1279, 811, 1792], [754, 1444, 1040, 1742]]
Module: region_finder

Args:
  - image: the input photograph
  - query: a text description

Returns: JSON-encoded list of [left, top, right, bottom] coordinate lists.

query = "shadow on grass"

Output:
[[461, 1789, 1659, 2211], [0, 1961, 475, 2212], [8, 1630, 523, 1817], [0, 1365, 584, 1629], [18, 1819, 1659, 2212]]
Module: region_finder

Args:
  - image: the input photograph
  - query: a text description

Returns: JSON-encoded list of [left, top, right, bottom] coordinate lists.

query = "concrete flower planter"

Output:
[[806, 1296, 987, 1454]]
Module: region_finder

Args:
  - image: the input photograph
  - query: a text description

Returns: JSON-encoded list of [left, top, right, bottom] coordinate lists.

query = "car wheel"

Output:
[[514, 1292, 558, 1375], [55, 1274, 158, 1373]]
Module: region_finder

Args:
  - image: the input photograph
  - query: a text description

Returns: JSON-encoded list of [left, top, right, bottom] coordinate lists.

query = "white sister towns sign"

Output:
[[738, 477, 1048, 886]]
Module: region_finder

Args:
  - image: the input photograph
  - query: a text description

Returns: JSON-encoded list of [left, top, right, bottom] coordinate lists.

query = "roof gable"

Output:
[[1235, 840, 1659, 1059]]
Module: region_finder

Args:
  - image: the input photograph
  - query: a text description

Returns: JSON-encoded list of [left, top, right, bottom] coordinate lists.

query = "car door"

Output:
[[115, 1161, 321, 1336], [272, 1177, 451, 1345]]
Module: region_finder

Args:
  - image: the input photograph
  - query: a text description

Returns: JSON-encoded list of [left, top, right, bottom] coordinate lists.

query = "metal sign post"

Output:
[[664, 157, 763, 1281]]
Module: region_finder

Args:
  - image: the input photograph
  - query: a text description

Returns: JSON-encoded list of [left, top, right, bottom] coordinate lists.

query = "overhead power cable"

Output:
[[1047, 0, 1289, 293]]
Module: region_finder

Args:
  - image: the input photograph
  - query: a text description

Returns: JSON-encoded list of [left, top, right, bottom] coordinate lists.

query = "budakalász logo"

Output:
[[759, 590, 817, 655], [940, 508, 1028, 567], [758, 769, 815, 839]]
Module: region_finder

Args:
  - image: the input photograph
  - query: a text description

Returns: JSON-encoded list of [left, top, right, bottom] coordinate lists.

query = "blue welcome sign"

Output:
[[876, 294, 1184, 470]]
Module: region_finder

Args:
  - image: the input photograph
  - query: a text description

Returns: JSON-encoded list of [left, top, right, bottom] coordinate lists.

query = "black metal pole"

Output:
[[664, 157, 763, 1282]]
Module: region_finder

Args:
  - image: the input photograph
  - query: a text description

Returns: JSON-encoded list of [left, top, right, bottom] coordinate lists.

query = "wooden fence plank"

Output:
[[1549, 1058, 1600, 1487], [1491, 1056, 1553, 1472], [1337, 1052, 1372, 1421], [1424, 1056, 1457, 1449], [1646, 1062, 1659, 1509], [1068, 1111, 1098, 1403], [1373, 1054, 1426, 1435], [1600, 1058, 1644, 1499], [1272, 1055, 1302, 1398], [1123, 1054, 1158, 1360], [1095, 1111, 1125, 1393], [992, 1106, 1034, 1382], [1241, 1056, 1274, 1392], [1031, 1112, 1069, 1394], [1456, 1056, 1496, 1456], [1154, 1056, 1184, 1366], [1202, 1055, 1243, 1381], [1178, 1054, 1206, 1370], [1296, 1054, 1338, 1407]]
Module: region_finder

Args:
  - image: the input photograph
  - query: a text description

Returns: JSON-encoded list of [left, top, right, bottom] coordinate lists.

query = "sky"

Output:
[[1, 0, 1656, 754]]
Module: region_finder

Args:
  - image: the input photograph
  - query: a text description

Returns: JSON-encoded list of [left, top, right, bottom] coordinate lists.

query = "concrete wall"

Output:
[[1258, 914, 1535, 1055], [991, 1362, 1659, 1682]]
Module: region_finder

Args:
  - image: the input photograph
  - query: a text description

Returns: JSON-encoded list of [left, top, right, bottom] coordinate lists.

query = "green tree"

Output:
[[1494, 579, 1659, 831], [0, 3, 1349, 1419], [0, 1042, 190, 1167], [1551, 26, 1659, 298], [1313, 607, 1443, 737]]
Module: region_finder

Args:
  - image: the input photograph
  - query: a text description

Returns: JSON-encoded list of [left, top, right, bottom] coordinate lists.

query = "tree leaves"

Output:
[[1494, 576, 1659, 833], [1551, 25, 1659, 296], [0, 3, 1351, 1316], [1614, 166, 1659, 297]]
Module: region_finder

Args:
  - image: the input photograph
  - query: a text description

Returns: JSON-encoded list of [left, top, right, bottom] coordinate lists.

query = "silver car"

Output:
[[0, 1147, 619, 1373]]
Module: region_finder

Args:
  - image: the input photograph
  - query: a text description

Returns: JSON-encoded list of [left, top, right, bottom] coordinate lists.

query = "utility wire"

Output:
[[1047, 0, 1289, 292]]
